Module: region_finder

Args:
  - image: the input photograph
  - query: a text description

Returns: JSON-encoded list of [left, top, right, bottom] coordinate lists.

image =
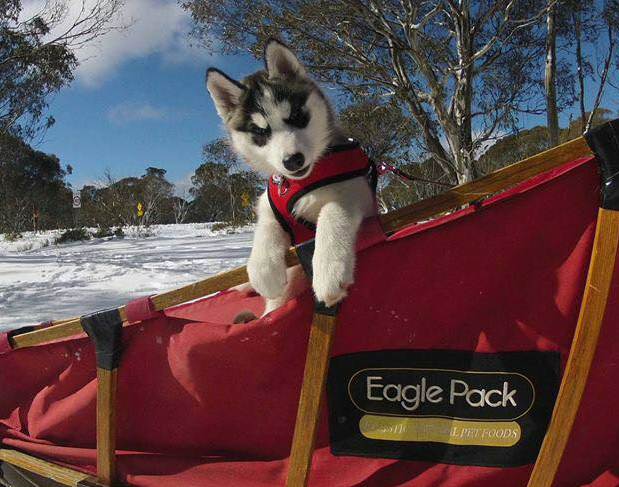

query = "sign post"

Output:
[[72, 191, 81, 228]]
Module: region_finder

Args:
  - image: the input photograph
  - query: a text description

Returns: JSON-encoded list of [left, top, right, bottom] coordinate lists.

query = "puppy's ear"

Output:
[[264, 38, 307, 81], [206, 68, 245, 119]]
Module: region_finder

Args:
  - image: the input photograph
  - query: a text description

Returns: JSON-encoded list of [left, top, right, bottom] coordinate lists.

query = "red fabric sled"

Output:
[[1, 155, 618, 487]]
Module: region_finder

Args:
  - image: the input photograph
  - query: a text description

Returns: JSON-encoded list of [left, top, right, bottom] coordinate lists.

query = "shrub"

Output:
[[125, 225, 156, 238], [4, 231, 22, 242], [211, 219, 250, 233], [54, 227, 91, 245], [93, 226, 113, 238]]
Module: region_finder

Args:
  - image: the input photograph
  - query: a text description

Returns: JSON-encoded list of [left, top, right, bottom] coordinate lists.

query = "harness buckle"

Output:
[[273, 174, 289, 196]]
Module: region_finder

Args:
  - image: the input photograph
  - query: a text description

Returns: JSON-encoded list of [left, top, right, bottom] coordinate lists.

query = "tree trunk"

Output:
[[402, 96, 455, 181], [228, 183, 236, 221], [450, 1, 476, 184], [545, 2, 560, 147], [585, 28, 614, 133], [574, 9, 586, 134]]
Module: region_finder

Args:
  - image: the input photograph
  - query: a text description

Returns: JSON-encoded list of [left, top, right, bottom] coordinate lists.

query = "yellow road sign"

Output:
[[137, 202, 143, 217], [241, 192, 251, 208]]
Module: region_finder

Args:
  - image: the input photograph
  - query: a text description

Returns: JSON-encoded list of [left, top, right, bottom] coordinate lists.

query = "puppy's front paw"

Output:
[[312, 251, 354, 307], [247, 254, 287, 299]]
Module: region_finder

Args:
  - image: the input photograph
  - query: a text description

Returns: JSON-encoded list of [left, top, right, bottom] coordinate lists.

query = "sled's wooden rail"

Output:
[[0, 449, 99, 486], [527, 207, 619, 487], [8, 135, 591, 351]]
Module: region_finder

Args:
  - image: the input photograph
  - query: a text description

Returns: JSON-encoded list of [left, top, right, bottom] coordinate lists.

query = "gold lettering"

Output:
[[359, 416, 521, 447]]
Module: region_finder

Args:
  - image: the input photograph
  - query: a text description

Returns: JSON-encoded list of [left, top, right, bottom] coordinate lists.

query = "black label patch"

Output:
[[327, 350, 560, 467]]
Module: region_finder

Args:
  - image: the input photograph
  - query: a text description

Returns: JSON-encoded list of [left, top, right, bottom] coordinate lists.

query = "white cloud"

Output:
[[20, 0, 213, 88], [173, 172, 195, 197], [106, 101, 168, 124]]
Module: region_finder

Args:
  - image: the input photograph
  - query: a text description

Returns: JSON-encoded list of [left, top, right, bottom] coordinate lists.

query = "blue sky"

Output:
[[39, 50, 259, 192], [23, 0, 260, 192], [28, 0, 619, 193]]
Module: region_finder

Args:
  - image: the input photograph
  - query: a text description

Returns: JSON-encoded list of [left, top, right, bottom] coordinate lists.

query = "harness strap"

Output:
[[267, 143, 376, 245], [377, 161, 453, 188]]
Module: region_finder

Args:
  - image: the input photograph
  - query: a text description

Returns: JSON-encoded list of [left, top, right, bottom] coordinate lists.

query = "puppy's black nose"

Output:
[[283, 153, 305, 171]]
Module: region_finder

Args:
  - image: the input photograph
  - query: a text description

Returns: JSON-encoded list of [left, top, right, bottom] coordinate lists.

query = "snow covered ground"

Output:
[[0, 224, 254, 332]]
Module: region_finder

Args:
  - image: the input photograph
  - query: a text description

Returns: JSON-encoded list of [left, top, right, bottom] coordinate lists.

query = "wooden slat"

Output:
[[285, 312, 337, 487], [527, 208, 619, 487], [96, 368, 118, 486], [9, 135, 593, 350], [150, 265, 250, 309], [0, 448, 97, 486], [10, 319, 86, 349]]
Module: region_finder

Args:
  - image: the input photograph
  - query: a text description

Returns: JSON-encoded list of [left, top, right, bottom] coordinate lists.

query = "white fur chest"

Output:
[[290, 176, 376, 225]]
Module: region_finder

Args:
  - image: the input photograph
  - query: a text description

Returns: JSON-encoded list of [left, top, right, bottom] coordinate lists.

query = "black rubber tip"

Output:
[[80, 308, 123, 370], [585, 118, 619, 210]]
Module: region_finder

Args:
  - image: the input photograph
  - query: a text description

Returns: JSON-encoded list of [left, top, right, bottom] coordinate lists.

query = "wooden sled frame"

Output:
[[1, 131, 618, 487]]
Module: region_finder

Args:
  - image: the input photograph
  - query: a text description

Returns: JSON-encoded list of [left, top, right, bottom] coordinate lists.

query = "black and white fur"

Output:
[[206, 39, 375, 313]]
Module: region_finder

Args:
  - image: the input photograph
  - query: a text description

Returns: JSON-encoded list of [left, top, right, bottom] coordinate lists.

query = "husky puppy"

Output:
[[206, 39, 376, 314]]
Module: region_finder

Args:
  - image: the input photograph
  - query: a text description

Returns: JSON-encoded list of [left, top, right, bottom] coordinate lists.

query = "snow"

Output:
[[0, 223, 254, 332]]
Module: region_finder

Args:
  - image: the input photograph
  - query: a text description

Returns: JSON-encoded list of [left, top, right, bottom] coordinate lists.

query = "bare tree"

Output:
[[139, 168, 173, 228], [95, 167, 173, 230], [339, 98, 419, 164], [1, 0, 126, 138], [96, 169, 132, 227], [576, 1, 618, 133], [2, 195, 31, 235], [573, 4, 586, 133], [172, 194, 192, 224], [544, 0, 619, 139], [545, 0, 560, 146], [184, 0, 550, 184], [584, 28, 615, 133]]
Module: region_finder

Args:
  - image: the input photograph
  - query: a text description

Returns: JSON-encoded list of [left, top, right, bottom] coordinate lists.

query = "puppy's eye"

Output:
[[249, 124, 269, 136], [248, 124, 270, 147], [285, 108, 309, 128]]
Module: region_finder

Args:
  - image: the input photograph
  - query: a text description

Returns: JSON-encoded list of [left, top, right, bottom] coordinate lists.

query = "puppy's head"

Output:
[[206, 39, 334, 179]]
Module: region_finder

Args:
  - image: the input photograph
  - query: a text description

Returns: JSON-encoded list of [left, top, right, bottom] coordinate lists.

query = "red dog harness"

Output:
[[267, 142, 376, 245]]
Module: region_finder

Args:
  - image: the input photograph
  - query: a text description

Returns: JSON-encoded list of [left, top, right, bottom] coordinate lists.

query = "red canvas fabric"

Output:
[[125, 296, 162, 324], [1, 155, 618, 487]]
